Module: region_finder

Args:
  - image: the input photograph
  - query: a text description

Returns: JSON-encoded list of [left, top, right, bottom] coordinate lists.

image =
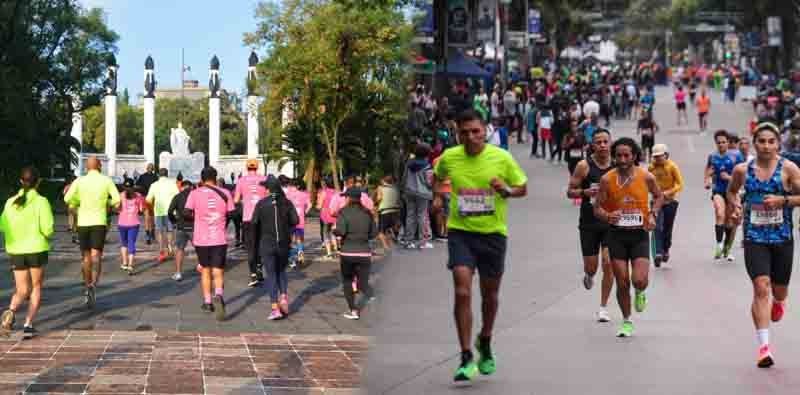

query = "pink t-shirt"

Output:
[[234, 174, 267, 222], [675, 90, 686, 103], [117, 193, 144, 227], [185, 186, 234, 247], [319, 188, 336, 224], [289, 191, 310, 229], [330, 188, 374, 217]]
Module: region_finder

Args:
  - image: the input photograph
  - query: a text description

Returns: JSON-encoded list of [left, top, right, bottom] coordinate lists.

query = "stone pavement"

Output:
[[0, 217, 380, 393], [0, 330, 365, 394], [365, 87, 800, 394]]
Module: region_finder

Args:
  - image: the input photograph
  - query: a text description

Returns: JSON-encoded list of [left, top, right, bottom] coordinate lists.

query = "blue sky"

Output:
[[78, 0, 263, 103]]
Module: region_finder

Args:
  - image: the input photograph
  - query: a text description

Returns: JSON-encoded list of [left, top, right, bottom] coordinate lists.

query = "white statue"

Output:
[[160, 122, 205, 183], [170, 123, 191, 156]]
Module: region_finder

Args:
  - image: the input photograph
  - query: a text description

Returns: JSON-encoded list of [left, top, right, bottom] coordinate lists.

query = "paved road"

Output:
[[365, 87, 800, 394]]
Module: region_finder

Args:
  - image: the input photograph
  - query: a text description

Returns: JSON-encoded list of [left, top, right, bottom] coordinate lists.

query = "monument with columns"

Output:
[[71, 52, 289, 180]]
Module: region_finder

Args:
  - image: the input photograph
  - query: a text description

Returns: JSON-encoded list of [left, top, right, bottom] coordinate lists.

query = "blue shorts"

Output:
[[154, 216, 174, 232]]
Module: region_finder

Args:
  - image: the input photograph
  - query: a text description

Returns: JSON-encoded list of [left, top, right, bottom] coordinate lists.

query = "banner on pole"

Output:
[[767, 16, 782, 47]]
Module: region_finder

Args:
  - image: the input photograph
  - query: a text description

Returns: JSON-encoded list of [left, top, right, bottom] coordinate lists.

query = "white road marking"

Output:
[[687, 135, 696, 153]]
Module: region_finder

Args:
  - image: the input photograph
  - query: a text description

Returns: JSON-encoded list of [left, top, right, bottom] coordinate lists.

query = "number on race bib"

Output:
[[750, 203, 783, 226], [457, 189, 495, 217], [570, 149, 583, 157], [589, 183, 599, 205], [618, 209, 643, 227]]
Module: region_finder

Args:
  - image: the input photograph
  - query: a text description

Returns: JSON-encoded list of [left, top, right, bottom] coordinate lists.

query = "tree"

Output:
[[246, 0, 412, 190], [0, 0, 118, 198]]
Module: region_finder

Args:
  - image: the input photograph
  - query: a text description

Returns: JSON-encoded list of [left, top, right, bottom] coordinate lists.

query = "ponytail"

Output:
[[14, 167, 40, 208]]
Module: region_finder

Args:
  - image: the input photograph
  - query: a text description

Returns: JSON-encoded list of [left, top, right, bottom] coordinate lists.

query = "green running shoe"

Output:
[[635, 290, 647, 313], [713, 245, 723, 260], [475, 337, 496, 375], [453, 360, 479, 382], [616, 320, 634, 337]]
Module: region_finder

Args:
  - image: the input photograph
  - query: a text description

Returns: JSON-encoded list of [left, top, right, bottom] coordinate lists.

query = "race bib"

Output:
[[750, 204, 783, 226], [618, 209, 644, 227], [570, 149, 583, 158], [457, 189, 495, 217]]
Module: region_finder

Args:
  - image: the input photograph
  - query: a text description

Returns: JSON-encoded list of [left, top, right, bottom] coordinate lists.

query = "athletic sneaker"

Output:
[[757, 344, 774, 368], [279, 295, 289, 316], [22, 326, 37, 340], [268, 309, 284, 320], [1, 310, 15, 332], [726, 253, 735, 262], [713, 245, 723, 260], [616, 320, 634, 337], [171, 273, 183, 282], [582, 274, 594, 290], [474, 337, 496, 375], [453, 359, 479, 382], [248, 274, 260, 287], [771, 301, 785, 322], [213, 295, 225, 322], [595, 309, 611, 323], [201, 303, 214, 313], [663, 253, 670, 262], [85, 286, 96, 309], [420, 242, 434, 249], [343, 311, 360, 320], [634, 290, 647, 313], [654, 254, 662, 268]]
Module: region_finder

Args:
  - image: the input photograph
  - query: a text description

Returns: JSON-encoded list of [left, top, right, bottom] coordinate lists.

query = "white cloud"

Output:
[[77, 0, 112, 9]]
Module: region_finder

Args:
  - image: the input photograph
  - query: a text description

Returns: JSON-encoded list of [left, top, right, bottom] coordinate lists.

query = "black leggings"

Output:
[[341, 255, 373, 311]]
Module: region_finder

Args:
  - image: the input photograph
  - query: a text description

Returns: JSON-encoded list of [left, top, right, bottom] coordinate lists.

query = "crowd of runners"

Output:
[[4, 61, 800, 381]]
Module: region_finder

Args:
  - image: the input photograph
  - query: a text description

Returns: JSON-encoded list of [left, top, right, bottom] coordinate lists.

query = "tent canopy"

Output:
[[443, 50, 492, 78]]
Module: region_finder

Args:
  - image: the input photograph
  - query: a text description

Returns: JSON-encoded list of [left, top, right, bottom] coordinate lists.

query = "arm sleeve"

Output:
[[39, 198, 55, 239], [167, 195, 179, 224], [108, 181, 121, 207], [287, 201, 299, 228], [64, 180, 77, 206]]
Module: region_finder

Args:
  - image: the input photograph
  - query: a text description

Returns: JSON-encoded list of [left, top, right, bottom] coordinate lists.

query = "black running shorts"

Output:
[[447, 229, 507, 278], [78, 226, 107, 252], [579, 226, 609, 257], [196, 245, 228, 269], [606, 228, 650, 261], [744, 240, 793, 285], [9, 252, 48, 270]]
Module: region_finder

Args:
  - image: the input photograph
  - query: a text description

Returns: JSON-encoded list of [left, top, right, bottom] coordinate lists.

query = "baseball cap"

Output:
[[345, 188, 362, 199], [652, 144, 668, 157], [246, 159, 259, 170]]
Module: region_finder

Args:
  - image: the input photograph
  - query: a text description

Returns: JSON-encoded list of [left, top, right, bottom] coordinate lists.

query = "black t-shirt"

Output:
[[638, 119, 655, 137]]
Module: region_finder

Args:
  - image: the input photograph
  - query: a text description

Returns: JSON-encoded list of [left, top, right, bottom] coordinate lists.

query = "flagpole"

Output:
[[180, 48, 185, 123]]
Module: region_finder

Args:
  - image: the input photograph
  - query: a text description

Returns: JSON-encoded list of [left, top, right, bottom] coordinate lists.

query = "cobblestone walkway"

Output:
[[0, 330, 366, 394]]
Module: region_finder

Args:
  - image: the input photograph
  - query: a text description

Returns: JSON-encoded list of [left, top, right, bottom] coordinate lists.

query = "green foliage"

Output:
[[246, 0, 412, 189], [0, 0, 118, 199]]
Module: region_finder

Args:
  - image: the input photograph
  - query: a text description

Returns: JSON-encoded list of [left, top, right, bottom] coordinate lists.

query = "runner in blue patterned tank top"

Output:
[[727, 122, 800, 369]]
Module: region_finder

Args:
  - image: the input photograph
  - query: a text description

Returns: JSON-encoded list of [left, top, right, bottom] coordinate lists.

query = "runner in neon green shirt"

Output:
[[0, 167, 53, 337], [433, 109, 527, 382], [63, 157, 120, 309], [146, 169, 179, 262]]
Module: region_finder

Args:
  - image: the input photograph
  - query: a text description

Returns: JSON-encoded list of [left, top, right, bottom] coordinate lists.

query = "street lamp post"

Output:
[[500, 0, 512, 88]]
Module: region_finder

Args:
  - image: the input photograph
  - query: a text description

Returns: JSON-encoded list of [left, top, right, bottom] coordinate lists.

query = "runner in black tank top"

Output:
[[567, 129, 615, 323]]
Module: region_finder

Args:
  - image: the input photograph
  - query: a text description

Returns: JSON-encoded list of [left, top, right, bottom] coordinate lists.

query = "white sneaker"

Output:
[[172, 273, 183, 282], [420, 242, 434, 249], [595, 309, 611, 323], [726, 254, 735, 262]]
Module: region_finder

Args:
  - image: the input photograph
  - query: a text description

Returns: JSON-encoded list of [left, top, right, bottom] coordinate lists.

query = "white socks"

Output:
[[757, 329, 769, 347]]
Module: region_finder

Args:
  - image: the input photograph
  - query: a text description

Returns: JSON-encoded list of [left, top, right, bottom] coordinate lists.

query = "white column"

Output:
[[104, 95, 117, 176], [247, 95, 259, 158], [143, 97, 155, 166], [70, 111, 83, 176], [209, 97, 221, 168]]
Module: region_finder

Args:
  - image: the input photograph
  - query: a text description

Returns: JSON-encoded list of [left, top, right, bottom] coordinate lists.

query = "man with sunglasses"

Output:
[[567, 128, 615, 323], [434, 109, 527, 382], [727, 122, 800, 368]]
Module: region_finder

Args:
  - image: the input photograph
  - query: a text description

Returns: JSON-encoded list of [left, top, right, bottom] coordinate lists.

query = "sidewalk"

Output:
[[0, 330, 365, 394], [0, 215, 380, 393]]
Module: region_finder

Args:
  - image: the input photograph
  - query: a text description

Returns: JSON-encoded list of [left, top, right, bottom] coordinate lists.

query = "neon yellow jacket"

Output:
[[64, 170, 121, 227], [0, 190, 54, 254]]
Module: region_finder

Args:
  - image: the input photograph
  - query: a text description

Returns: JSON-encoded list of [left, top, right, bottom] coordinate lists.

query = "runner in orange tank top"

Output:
[[594, 137, 663, 338]]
